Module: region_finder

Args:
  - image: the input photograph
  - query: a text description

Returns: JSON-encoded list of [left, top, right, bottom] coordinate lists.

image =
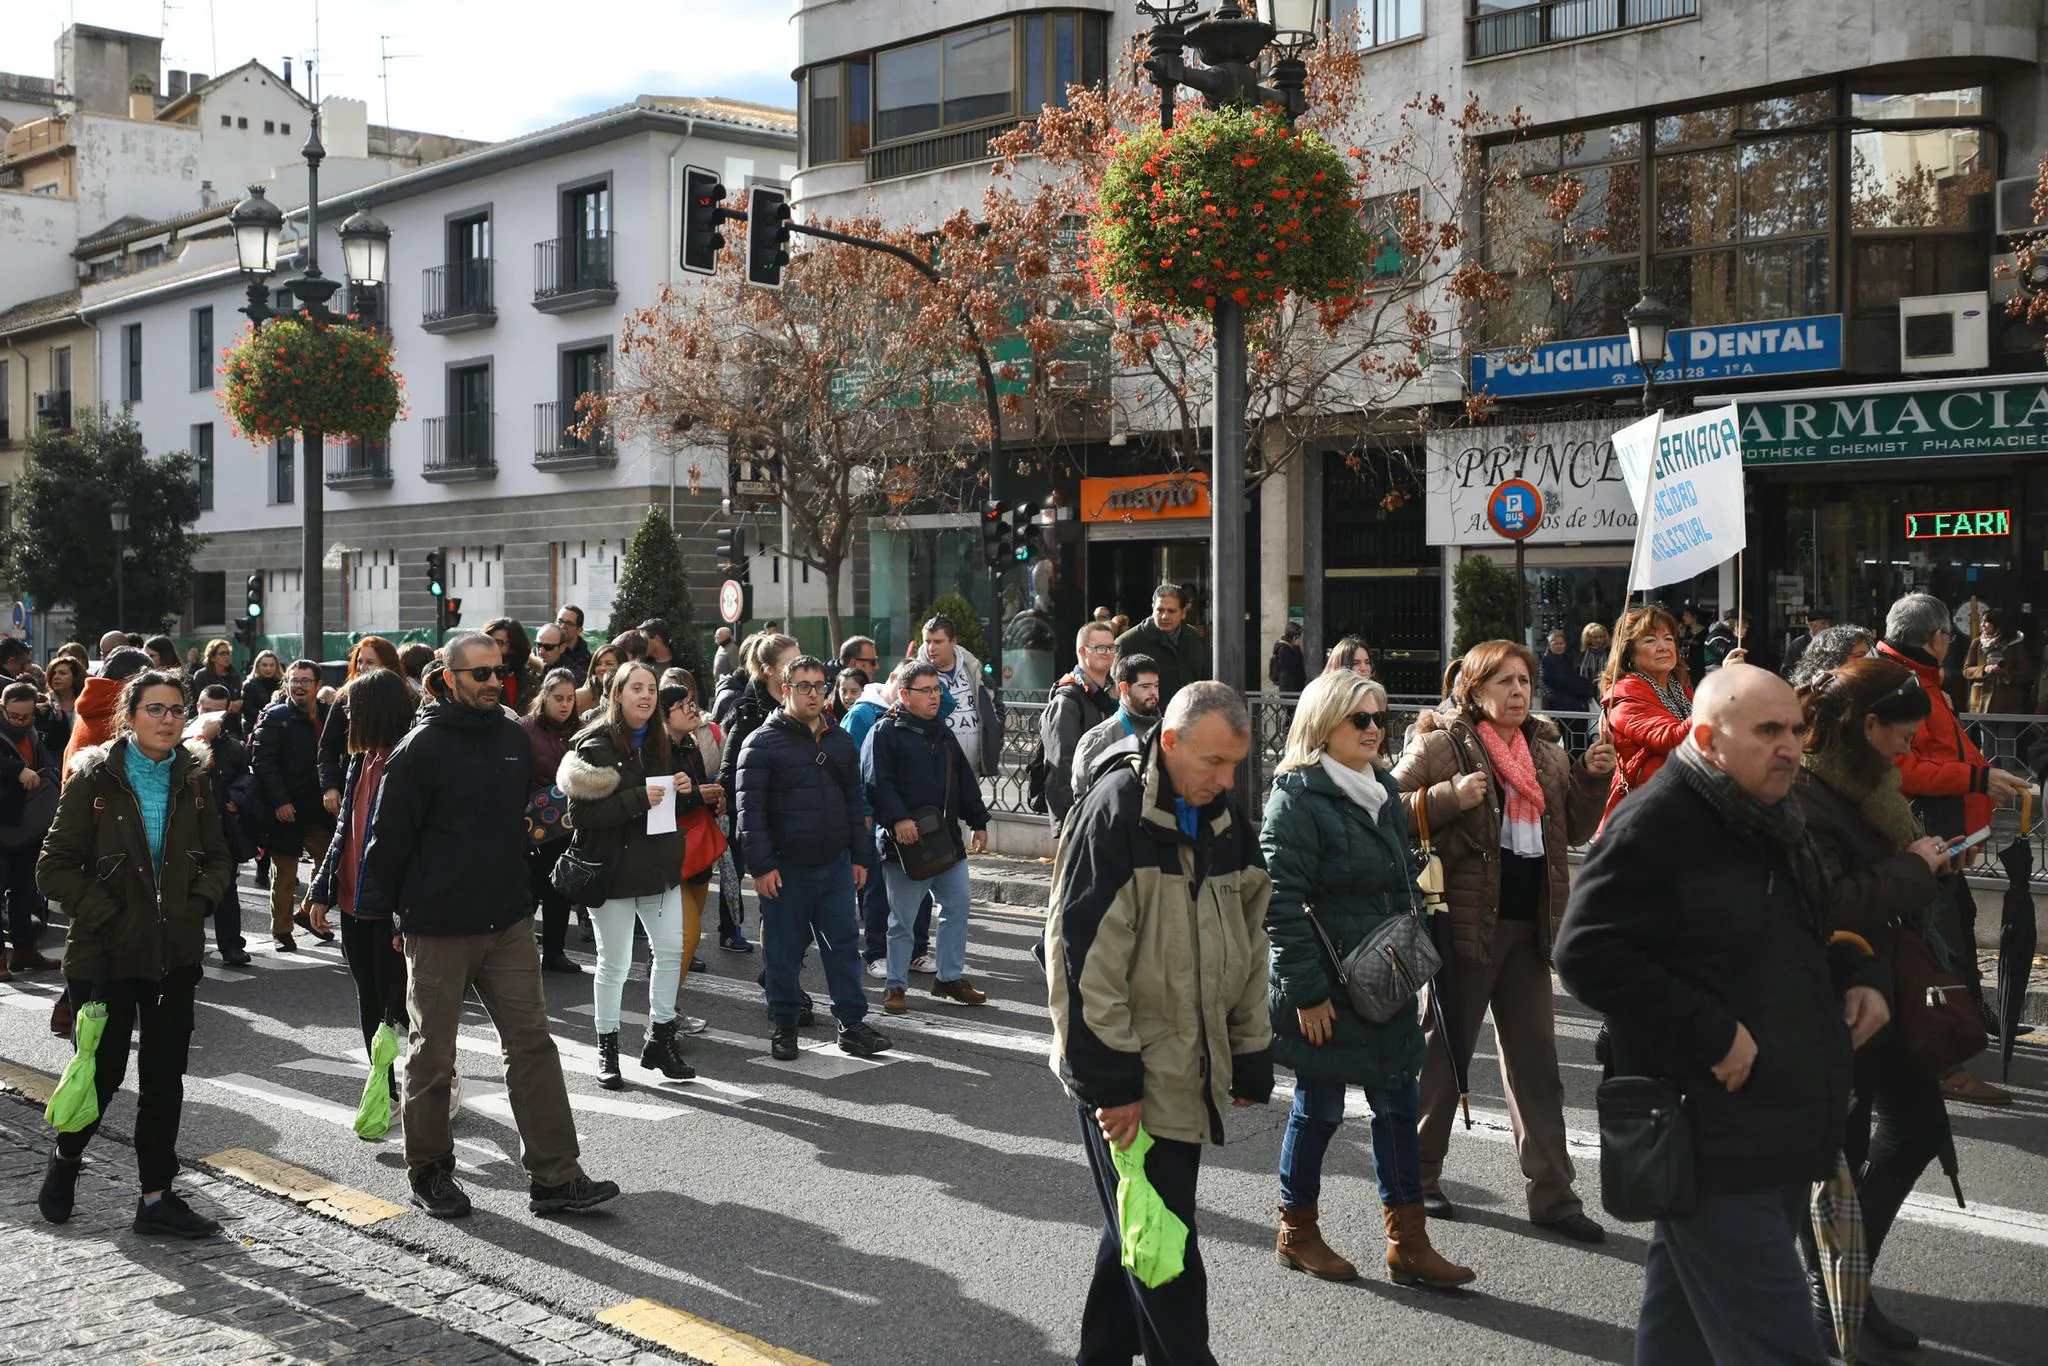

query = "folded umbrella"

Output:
[[353, 1020, 402, 1141], [44, 999, 108, 1134], [1424, 914, 1472, 1130], [1109, 1126, 1189, 1289], [1996, 834, 2037, 1082], [1810, 1157, 1869, 1365]]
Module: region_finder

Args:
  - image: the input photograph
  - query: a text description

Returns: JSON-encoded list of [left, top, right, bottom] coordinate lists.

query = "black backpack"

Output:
[[1025, 681, 1087, 815]]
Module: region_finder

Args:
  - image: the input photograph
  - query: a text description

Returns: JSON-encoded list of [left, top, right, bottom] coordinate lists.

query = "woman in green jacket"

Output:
[[1262, 670, 1474, 1289]]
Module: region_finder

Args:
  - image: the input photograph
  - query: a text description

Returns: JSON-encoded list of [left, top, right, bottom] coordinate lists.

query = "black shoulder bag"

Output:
[[1592, 1027, 1696, 1222], [897, 731, 964, 882]]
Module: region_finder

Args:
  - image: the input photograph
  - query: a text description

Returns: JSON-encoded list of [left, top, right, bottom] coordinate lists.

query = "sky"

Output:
[[0, 0, 799, 141]]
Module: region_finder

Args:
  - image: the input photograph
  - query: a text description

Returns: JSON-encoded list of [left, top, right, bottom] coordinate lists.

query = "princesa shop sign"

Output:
[[1425, 421, 1637, 546], [1737, 380, 2048, 465]]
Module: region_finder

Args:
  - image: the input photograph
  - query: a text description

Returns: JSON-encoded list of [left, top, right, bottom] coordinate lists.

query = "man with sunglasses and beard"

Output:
[[367, 633, 619, 1220]]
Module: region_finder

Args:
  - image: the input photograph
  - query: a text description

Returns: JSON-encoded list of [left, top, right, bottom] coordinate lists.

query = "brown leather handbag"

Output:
[[1891, 925, 1987, 1076]]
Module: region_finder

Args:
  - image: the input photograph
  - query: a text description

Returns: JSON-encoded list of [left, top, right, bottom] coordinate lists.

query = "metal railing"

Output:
[[422, 413, 495, 476], [533, 231, 615, 300], [866, 117, 1023, 182], [325, 438, 391, 487], [33, 389, 70, 431], [1469, 0, 1696, 57], [421, 259, 495, 324], [532, 400, 616, 467]]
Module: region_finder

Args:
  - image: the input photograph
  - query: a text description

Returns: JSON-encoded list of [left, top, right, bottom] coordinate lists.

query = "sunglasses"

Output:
[[1347, 710, 1387, 731], [456, 666, 514, 683], [536, 640, 563, 651]]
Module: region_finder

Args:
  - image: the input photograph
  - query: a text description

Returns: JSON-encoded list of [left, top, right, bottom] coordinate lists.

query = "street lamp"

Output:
[[108, 499, 129, 630], [1626, 291, 1676, 412], [224, 112, 393, 660], [1136, 0, 1324, 699]]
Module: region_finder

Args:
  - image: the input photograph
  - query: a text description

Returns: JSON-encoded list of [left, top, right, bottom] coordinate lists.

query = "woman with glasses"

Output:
[[559, 661, 696, 1088], [1596, 605, 1693, 827], [1394, 640, 1613, 1243], [1263, 669, 1475, 1287], [34, 668, 234, 1237], [1322, 634, 1374, 679]]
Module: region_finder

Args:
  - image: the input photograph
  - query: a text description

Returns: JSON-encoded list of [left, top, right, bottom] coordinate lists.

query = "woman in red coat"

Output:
[[1596, 606, 1694, 826]]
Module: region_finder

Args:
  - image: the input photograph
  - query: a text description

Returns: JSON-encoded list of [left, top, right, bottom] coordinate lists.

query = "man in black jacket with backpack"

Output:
[[737, 654, 891, 1063], [1556, 665, 1888, 1365], [1039, 621, 1117, 835]]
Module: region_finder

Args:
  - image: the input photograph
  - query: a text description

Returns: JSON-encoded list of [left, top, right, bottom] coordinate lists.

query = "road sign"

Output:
[[1487, 479, 1545, 540], [8, 602, 22, 633], [719, 579, 745, 624]]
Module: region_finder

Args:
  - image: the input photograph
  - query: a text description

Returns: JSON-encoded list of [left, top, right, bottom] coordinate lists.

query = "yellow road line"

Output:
[[0, 1061, 56, 1104], [598, 1298, 829, 1366], [202, 1147, 408, 1227]]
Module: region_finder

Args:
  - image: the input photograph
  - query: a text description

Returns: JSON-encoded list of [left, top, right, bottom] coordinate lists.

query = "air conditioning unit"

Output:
[[1996, 175, 2048, 237], [1899, 291, 1990, 373]]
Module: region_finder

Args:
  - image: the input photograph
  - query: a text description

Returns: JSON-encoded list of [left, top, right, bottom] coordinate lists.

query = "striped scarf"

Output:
[[1475, 721, 1546, 856], [1629, 668, 1693, 720]]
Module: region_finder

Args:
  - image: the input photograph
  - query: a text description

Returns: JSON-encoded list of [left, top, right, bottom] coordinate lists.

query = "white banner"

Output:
[[1612, 407, 1747, 593]]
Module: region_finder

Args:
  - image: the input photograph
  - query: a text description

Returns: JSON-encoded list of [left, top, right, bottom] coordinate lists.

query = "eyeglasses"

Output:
[[140, 702, 190, 721], [1347, 710, 1386, 731], [457, 666, 514, 683], [1085, 644, 1115, 656], [904, 684, 943, 696], [2, 711, 36, 726], [787, 681, 827, 696]]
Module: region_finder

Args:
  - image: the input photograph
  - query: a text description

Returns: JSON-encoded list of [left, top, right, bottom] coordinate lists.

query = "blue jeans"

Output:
[[1277, 1077, 1422, 1209], [860, 868, 930, 963], [761, 853, 868, 1029], [1637, 1183, 1827, 1366], [882, 855, 972, 989]]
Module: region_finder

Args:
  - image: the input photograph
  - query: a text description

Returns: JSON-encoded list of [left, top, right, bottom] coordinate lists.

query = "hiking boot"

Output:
[[1383, 1203, 1475, 1289], [7, 948, 56, 973], [37, 1155, 79, 1225], [770, 1025, 800, 1061], [410, 1168, 472, 1219], [132, 1191, 221, 1239], [529, 1173, 620, 1215], [1276, 1203, 1358, 1282], [837, 1021, 893, 1057], [639, 1020, 696, 1080], [930, 977, 988, 1006], [883, 987, 908, 1015], [1941, 1071, 2012, 1107], [541, 953, 582, 975], [596, 1031, 624, 1090]]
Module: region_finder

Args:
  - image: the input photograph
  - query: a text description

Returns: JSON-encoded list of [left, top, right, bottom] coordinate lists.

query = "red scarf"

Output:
[[1476, 720, 1546, 854]]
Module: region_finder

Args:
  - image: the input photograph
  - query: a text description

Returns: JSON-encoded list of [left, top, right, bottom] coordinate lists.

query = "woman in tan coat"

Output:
[[1393, 639, 1614, 1243]]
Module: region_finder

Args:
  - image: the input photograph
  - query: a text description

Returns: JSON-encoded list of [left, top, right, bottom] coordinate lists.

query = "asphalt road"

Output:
[[3, 869, 2045, 1366]]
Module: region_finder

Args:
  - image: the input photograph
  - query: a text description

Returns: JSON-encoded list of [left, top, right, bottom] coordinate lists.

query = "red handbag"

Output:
[[679, 804, 727, 881]]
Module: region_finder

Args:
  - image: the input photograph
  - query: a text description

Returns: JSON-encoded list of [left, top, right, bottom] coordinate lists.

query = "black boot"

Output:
[[38, 1155, 79, 1224], [1864, 1292, 1920, 1352], [596, 1031, 623, 1090], [639, 1019, 696, 1080]]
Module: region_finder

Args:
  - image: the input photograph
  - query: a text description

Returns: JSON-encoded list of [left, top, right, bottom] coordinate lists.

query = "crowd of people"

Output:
[[1, 581, 2031, 1366]]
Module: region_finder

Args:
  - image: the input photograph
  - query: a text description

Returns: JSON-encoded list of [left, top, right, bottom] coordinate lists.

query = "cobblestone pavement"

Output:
[[0, 1119, 665, 1366]]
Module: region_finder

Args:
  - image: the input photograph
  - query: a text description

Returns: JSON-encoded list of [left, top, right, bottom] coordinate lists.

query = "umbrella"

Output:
[[1810, 1157, 1869, 1365], [44, 999, 108, 1134], [1996, 832, 2037, 1082], [1412, 792, 1470, 1128], [353, 1020, 401, 1141], [1110, 1126, 1189, 1288]]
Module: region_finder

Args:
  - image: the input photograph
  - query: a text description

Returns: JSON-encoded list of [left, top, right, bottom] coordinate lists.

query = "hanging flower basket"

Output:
[[1087, 105, 1374, 316], [218, 315, 407, 443]]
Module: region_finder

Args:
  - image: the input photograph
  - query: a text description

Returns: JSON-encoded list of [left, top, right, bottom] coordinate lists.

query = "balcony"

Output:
[[866, 117, 1023, 183], [532, 231, 618, 313], [1469, 0, 1697, 58], [33, 388, 71, 431], [325, 438, 392, 490], [533, 400, 616, 471], [421, 413, 497, 482], [421, 260, 496, 334]]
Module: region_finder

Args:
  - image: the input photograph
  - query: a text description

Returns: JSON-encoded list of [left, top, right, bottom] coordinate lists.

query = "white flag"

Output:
[[1612, 406, 1746, 595]]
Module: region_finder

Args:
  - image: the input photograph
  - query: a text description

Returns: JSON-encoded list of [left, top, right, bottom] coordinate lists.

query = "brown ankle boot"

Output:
[[8, 948, 56, 973], [1383, 1202, 1476, 1289], [1276, 1204, 1358, 1281]]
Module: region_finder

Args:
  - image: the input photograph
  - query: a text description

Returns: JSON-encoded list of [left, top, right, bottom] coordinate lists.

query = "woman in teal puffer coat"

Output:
[[1262, 670, 1474, 1290]]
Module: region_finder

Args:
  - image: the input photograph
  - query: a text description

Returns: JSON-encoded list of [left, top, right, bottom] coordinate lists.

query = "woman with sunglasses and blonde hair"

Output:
[[1262, 669, 1475, 1288], [1395, 640, 1614, 1243]]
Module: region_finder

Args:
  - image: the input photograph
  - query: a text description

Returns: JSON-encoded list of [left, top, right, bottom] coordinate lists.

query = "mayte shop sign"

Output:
[[1737, 379, 2048, 464], [1425, 421, 1636, 546], [1470, 315, 1842, 399]]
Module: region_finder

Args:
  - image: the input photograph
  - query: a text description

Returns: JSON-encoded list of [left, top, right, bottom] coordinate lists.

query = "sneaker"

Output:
[[837, 1021, 893, 1057], [770, 1025, 800, 1061], [690, 956, 705, 973], [677, 1015, 709, 1035], [37, 1155, 79, 1224], [541, 953, 583, 975], [883, 987, 908, 1015], [132, 1191, 221, 1239], [410, 1168, 472, 1219], [909, 954, 939, 975], [865, 958, 888, 980], [930, 977, 988, 1006], [720, 931, 754, 953], [529, 1173, 620, 1215], [1941, 1070, 2013, 1107]]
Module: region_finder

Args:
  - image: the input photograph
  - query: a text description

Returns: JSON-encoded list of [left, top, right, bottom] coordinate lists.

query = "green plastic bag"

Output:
[[354, 1021, 401, 1141], [44, 1001, 108, 1134], [1110, 1126, 1189, 1289]]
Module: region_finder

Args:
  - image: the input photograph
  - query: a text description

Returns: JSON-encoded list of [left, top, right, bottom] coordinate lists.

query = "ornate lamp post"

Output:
[[1136, 0, 1323, 698], [226, 114, 392, 658], [108, 499, 129, 629], [1626, 291, 1676, 412]]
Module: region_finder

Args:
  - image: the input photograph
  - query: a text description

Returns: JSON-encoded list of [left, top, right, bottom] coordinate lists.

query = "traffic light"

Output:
[[425, 549, 446, 600], [444, 597, 463, 631], [1007, 501, 1039, 563], [682, 166, 729, 276], [981, 500, 1012, 568], [244, 572, 265, 624], [745, 185, 792, 290], [716, 525, 748, 577]]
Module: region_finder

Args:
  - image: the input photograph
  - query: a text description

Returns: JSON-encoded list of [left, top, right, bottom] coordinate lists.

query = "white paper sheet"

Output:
[[645, 774, 677, 834]]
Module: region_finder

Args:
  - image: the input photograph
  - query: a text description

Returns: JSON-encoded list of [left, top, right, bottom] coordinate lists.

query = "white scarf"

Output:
[[1319, 754, 1387, 818]]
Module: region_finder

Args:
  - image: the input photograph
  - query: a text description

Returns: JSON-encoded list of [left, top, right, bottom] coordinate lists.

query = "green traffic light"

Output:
[[248, 603, 263, 618], [1012, 546, 1031, 562]]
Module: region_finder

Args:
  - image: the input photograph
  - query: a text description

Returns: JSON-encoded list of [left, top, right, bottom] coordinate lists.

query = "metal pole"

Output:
[[1301, 446, 1323, 669], [299, 112, 327, 660], [1212, 298, 1247, 698], [780, 485, 795, 631], [115, 529, 125, 628], [1515, 537, 1527, 645]]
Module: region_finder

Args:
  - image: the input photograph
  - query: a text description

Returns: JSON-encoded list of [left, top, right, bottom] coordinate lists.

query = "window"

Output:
[[808, 63, 844, 165], [237, 116, 247, 129], [1470, 0, 1697, 58], [449, 211, 491, 310], [1344, 0, 1422, 48], [273, 435, 295, 504], [52, 345, 71, 392], [563, 344, 607, 407], [942, 23, 1013, 125], [449, 363, 492, 462], [875, 39, 941, 143], [280, 122, 290, 135], [875, 21, 1012, 141], [123, 323, 142, 403], [192, 422, 214, 511], [565, 182, 610, 240], [190, 306, 213, 390], [1024, 13, 1101, 114], [263, 120, 275, 133], [0, 358, 9, 440], [220, 114, 230, 127], [191, 571, 226, 628], [1361, 192, 1419, 285]]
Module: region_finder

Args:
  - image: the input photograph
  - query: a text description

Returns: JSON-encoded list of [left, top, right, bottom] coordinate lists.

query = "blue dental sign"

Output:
[[1470, 315, 1843, 399]]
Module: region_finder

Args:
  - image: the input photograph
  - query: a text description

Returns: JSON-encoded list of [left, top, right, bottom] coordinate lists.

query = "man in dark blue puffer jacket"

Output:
[[736, 655, 890, 1062]]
